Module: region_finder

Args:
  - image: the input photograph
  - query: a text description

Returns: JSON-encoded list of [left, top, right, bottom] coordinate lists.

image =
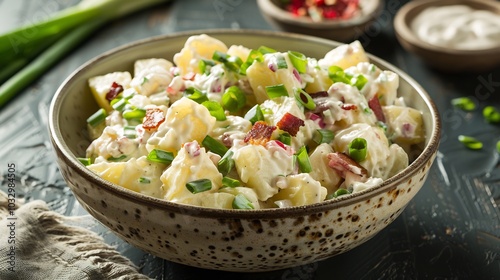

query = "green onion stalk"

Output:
[[0, 0, 170, 107]]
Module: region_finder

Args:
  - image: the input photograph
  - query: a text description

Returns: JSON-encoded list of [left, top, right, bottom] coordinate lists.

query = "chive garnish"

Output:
[[451, 97, 476, 111], [184, 87, 208, 104], [222, 176, 241, 188], [217, 150, 235, 176], [107, 155, 127, 162], [352, 74, 368, 90], [294, 88, 316, 110], [186, 179, 212, 194], [265, 84, 288, 99], [147, 149, 174, 164], [313, 129, 334, 144], [232, 194, 254, 209], [139, 177, 151, 184], [202, 135, 228, 157], [244, 104, 264, 124], [78, 157, 92, 166], [483, 106, 500, 123], [87, 108, 107, 127], [458, 135, 483, 150], [222, 86, 246, 112], [122, 108, 146, 120], [296, 146, 312, 173], [278, 132, 292, 146], [288, 51, 307, 73], [257, 46, 277, 54], [202, 100, 226, 121], [348, 137, 367, 162]]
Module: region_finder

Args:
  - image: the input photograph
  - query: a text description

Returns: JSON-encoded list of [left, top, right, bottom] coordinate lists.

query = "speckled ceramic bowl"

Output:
[[257, 0, 383, 42], [48, 30, 440, 272]]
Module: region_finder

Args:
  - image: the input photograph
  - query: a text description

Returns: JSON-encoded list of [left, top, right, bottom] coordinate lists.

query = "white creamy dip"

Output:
[[411, 5, 500, 50]]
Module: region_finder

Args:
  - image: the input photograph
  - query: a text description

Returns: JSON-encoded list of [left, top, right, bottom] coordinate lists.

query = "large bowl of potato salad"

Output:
[[49, 30, 440, 272]]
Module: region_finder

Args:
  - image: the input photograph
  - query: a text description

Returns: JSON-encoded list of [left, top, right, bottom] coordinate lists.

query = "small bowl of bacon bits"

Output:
[[257, 0, 383, 42]]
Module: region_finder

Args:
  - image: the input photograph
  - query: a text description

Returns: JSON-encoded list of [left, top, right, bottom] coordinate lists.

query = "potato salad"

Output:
[[81, 34, 425, 209]]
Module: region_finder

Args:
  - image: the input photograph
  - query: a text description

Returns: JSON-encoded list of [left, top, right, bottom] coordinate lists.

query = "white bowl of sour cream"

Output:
[[394, 0, 500, 72]]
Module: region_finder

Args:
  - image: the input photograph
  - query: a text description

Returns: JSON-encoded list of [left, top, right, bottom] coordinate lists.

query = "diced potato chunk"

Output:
[[383, 105, 425, 145], [88, 72, 132, 112], [173, 34, 228, 75], [318, 41, 369, 70]]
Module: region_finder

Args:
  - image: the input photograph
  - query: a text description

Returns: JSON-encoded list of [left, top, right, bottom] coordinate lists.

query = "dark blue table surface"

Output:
[[0, 0, 499, 279]]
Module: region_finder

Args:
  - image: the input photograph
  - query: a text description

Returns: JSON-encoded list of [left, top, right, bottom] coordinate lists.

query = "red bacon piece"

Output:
[[105, 82, 124, 101], [244, 121, 276, 146], [341, 104, 357, 110], [327, 152, 367, 178], [368, 95, 386, 122], [142, 108, 165, 131], [276, 112, 305, 137]]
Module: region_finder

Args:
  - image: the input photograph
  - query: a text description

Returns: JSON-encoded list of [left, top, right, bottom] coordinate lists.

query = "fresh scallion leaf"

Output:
[[0, 0, 169, 107], [257, 46, 277, 54], [313, 129, 334, 144], [107, 155, 127, 162], [123, 125, 136, 139], [202, 135, 228, 157], [497, 140, 500, 153], [240, 49, 264, 75], [348, 137, 367, 162], [265, 84, 288, 99], [122, 108, 146, 120], [458, 135, 483, 150], [184, 87, 208, 104], [199, 59, 215, 74], [288, 51, 307, 73], [294, 88, 316, 110], [212, 51, 242, 72], [232, 194, 254, 209], [352, 74, 368, 91], [222, 177, 241, 188], [483, 106, 500, 123], [275, 54, 288, 69], [333, 188, 350, 198], [202, 100, 226, 121], [451, 97, 476, 111], [87, 108, 107, 127], [296, 146, 312, 173], [78, 157, 92, 166], [244, 104, 264, 124], [218, 150, 235, 176], [328, 66, 350, 84], [186, 179, 212, 194], [111, 98, 127, 111], [278, 133, 292, 146], [147, 149, 174, 164], [139, 177, 151, 184], [222, 86, 246, 112]]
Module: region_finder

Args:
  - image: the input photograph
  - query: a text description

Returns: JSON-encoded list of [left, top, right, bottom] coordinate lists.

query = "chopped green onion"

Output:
[[497, 140, 500, 153], [257, 46, 277, 54], [313, 129, 335, 144], [288, 51, 307, 73], [147, 149, 174, 164], [122, 108, 146, 120], [111, 98, 127, 111], [348, 138, 367, 162], [376, 121, 387, 132], [199, 59, 215, 74], [451, 97, 476, 111], [458, 135, 483, 150], [78, 157, 92, 166], [278, 133, 292, 145], [240, 49, 264, 75], [294, 88, 316, 110], [296, 146, 312, 173], [352, 74, 368, 91], [218, 150, 235, 176], [123, 125, 136, 139], [107, 155, 127, 162], [141, 77, 149, 85], [202, 135, 228, 157], [328, 66, 350, 84], [332, 188, 351, 199], [222, 86, 246, 112], [275, 54, 288, 69], [202, 100, 226, 121], [87, 108, 107, 127], [222, 177, 241, 188], [265, 84, 288, 99], [244, 104, 264, 124], [186, 179, 212, 194], [212, 51, 242, 72], [232, 194, 254, 209], [483, 106, 500, 123], [139, 177, 151, 184], [184, 87, 208, 104]]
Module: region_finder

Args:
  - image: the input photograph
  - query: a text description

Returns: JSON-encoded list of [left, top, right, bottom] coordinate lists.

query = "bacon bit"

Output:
[[244, 121, 276, 146], [327, 152, 367, 178], [341, 104, 357, 110], [277, 112, 305, 136], [105, 82, 124, 101], [182, 72, 196, 81], [310, 91, 329, 98], [368, 95, 386, 122], [142, 108, 165, 131]]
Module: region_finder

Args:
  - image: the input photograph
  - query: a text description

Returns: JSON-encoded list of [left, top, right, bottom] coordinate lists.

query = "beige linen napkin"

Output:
[[0, 191, 151, 280]]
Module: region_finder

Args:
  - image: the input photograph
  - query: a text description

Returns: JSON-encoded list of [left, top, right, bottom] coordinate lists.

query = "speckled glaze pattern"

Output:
[[49, 30, 441, 272]]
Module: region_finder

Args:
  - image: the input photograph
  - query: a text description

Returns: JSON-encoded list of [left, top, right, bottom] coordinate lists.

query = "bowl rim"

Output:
[[49, 28, 441, 219], [256, 0, 383, 29], [394, 0, 500, 55]]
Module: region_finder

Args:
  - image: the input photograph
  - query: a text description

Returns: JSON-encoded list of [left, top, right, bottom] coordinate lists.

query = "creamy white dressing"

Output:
[[411, 5, 500, 50]]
